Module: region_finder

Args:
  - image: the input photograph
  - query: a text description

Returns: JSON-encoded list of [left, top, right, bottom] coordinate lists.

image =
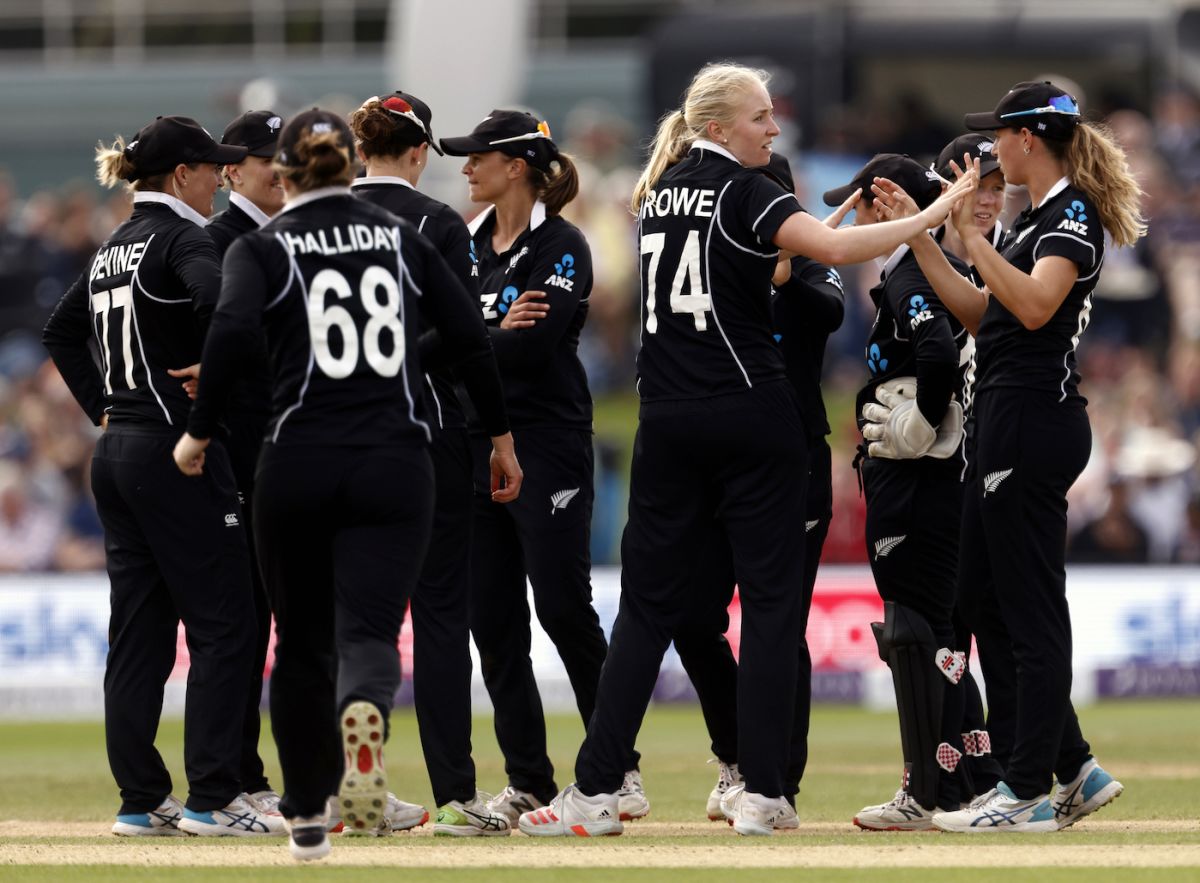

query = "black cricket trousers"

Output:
[[253, 443, 434, 819], [468, 427, 608, 803], [92, 427, 255, 814], [673, 437, 831, 799], [576, 381, 809, 798], [958, 388, 1092, 800], [411, 427, 477, 807]]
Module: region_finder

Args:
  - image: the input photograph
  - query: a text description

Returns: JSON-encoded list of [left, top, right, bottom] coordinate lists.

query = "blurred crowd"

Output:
[[3, 85, 1200, 572]]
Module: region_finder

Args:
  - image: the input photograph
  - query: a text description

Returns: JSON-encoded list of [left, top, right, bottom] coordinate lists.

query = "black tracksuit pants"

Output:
[[958, 388, 1092, 800], [411, 427, 477, 807], [468, 427, 609, 803], [673, 437, 831, 799], [225, 409, 273, 796], [253, 443, 434, 819], [92, 427, 255, 814], [576, 382, 809, 799]]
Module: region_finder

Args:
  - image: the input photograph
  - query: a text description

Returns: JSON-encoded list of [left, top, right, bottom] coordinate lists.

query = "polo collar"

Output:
[[467, 200, 547, 238], [133, 191, 208, 228], [352, 175, 416, 191], [692, 139, 741, 165], [278, 186, 353, 216], [229, 191, 271, 228]]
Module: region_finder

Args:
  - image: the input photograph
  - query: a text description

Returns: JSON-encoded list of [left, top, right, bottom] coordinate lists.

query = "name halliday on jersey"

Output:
[[277, 223, 400, 257]]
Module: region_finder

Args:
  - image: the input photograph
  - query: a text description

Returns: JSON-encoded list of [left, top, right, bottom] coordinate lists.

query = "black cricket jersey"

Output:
[[772, 255, 845, 439], [187, 187, 507, 447], [635, 142, 802, 402], [351, 176, 476, 430], [469, 201, 592, 431], [43, 191, 221, 428], [938, 221, 1003, 419], [975, 178, 1105, 402], [854, 243, 972, 432], [207, 192, 270, 257]]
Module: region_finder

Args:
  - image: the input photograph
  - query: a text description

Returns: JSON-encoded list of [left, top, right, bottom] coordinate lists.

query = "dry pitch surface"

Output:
[[1, 820, 1197, 869]]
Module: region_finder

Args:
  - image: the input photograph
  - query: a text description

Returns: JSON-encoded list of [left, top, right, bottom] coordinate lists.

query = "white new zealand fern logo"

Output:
[[874, 535, 907, 559], [550, 488, 580, 514], [983, 468, 1014, 496], [805, 520, 819, 533]]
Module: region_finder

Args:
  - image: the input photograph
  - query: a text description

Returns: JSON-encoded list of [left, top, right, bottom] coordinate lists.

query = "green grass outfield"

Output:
[[1, 701, 1198, 881]]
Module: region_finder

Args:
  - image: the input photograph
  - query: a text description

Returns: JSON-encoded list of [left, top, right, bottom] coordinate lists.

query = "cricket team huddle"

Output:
[[41, 60, 1144, 860]]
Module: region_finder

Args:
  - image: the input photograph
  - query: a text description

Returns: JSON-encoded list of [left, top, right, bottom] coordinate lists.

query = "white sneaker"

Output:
[[706, 760, 743, 821], [932, 782, 1057, 833], [112, 794, 185, 837], [325, 797, 344, 833], [617, 769, 650, 821], [288, 812, 331, 861], [178, 795, 285, 836], [517, 784, 622, 837], [719, 784, 789, 837], [244, 790, 283, 824], [774, 801, 799, 830], [337, 701, 388, 834], [486, 785, 544, 825], [853, 789, 935, 831], [434, 790, 511, 837], [1052, 758, 1123, 830]]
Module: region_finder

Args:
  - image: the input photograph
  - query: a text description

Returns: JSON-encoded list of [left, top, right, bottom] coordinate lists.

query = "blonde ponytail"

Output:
[[1060, 122, 1147, 247], [630, 62, 772, 215], [95, 137, 137, 191]]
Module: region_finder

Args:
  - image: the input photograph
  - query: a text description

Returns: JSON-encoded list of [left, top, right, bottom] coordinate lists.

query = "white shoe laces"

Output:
[[708, 759, 742, 792]]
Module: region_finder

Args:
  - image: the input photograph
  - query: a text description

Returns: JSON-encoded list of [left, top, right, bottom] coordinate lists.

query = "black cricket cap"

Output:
[[439, 110, 558, 171], [275, 108, 354, 168], [964, 81, 1081, 141], [122, 116, 247, 180], [379, 91, 444, 156], [221, 110, 284, 158], [760, 153, 795, 193], [822, 153, 941, 210], [936, 133, 1002, 181]]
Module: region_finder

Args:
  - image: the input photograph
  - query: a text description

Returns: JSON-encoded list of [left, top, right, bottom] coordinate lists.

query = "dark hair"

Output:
[[350, 98, 425, 160], [525, 151, 580, 215], [274, 130, 356, 190]]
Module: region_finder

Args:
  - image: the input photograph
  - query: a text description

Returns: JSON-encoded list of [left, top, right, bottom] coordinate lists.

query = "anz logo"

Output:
[[543, 252, 576, 291], [1058, 200, 1089, 236], [481, 285, 519, 320], [469, 240, 479, 277], [825, 268, 844, 293], [867, 342, 888, 374], [907, 293, 934, 330]]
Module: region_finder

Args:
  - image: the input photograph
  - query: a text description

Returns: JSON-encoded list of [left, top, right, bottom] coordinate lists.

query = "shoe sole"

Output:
[[178, 818, 278, 837], [434, 824, 512, 837], [290, 836, 332, 861], [732, 820, 774, 836], [852, 818, 934, 832], [931, 816, 1058, 834], [618, 807, 649, 821], [111, 823, 185, 837], [1056, 780, 1124, 830], [518, 819, 623, 837], [338, 701, 388, 835]]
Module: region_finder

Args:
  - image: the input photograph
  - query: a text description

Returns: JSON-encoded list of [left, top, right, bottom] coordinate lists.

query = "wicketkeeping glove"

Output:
[[861, 377, 965, 460]]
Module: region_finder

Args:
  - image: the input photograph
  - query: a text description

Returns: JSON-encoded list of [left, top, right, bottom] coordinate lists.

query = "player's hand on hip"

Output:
[[489, 432, 523, 502], [173, 432, 210, 476], [167, 363, 201, 400], [499, 290, 549, 329]]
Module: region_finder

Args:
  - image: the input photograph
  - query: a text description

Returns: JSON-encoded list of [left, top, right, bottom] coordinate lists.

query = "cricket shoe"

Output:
[[517, 784, 623, 837], [617, 769, 650, 821], [112, 794, 185, 837], [706, 760, 743, 821], [434, 791, 512, 837], [287, 812, 331, 861], [244, 789, 283, 826], [853, 789, 936, 831], [337, 700, 389, 834], [325, 798, 344, 833], [1052, 758, 1123, 830], [719, 784, 790, 837], [931, 782, 1057, 833], [485, 785, 544, 825], [178, 795, 284, 836], [774, 801, 799, 830]]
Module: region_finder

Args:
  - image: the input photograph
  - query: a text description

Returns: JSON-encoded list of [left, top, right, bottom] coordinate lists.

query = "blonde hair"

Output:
[[95, 135, 176, 194], [274, 130, 357, 191], [1048, 122, 1147, 247], [630, 62, 770, 213], [526, 152, 580, 215]]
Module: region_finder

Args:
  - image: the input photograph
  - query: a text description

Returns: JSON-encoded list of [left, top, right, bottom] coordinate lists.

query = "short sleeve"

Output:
[[1032, 197, 1102, 276], [885, 258, 948, 335], [731, 173, 803, 245]]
